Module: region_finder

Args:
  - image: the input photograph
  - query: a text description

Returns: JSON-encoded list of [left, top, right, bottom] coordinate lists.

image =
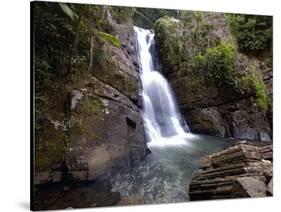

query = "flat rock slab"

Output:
[[235, 177, 267, 197]]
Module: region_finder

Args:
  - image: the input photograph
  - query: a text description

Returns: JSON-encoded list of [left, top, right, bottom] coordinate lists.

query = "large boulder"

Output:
[[188, 107, 226, 136], [66, 76, 147, 181]]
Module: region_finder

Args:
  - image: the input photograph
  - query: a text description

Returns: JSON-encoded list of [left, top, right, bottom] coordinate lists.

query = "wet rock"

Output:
[[260, 132, 272, 142], [232, 111, 258, 140], [189, 143, 273, 200], [189, 107, 226, 137]]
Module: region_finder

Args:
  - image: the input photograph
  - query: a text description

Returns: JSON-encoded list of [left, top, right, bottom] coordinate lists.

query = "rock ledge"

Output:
[[189, 143, 273, 200]]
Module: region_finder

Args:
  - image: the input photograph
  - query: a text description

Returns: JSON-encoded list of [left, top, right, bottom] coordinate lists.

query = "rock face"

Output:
[[154, 13, 272, 141], [189, 144, 273, 200], [34, 9, 147, 185], [65, 75, 147, 182]]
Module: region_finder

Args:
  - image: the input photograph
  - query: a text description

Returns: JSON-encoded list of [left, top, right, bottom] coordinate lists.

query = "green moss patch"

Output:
[[92, 45, 137, 98], [68, 95, 105, 146], [239, 73, 270, 111], [35, 120, 67, 171], [155, 16, 185, 69], [77, 96, 104, 118]]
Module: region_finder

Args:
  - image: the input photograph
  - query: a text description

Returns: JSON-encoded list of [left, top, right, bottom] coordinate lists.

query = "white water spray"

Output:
[[134, 26, 191, 146]]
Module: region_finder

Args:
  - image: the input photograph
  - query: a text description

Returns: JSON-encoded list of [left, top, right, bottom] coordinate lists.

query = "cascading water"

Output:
[[134, 26, 190, 146], [110, 26, 231, 204]]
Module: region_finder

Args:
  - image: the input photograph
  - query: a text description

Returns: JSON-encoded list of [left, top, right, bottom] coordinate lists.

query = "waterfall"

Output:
[[134, 26, 190, 146]]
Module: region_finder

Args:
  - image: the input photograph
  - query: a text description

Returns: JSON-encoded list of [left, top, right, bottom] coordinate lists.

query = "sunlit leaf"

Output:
[[98, 31, 121, 48], [59, 3, 78, 21]]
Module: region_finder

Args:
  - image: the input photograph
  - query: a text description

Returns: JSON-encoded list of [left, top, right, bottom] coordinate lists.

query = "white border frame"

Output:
[[0, 0, 280, 211]]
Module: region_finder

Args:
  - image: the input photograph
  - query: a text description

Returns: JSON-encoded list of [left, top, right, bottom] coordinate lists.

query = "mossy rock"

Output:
[[154, 13, 234, 77], [91, 43, 138, 100], [155, 16, 185, 72], [68, 95, 105, 146], [239, 73, 270, 111], [35, 119, 67, 171], [77, 95, 104, 118]]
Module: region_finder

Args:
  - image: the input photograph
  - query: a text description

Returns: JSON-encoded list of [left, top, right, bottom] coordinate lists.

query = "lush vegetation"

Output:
[[154, 12, 272, 112], [194, 40, 270, 111], [227, 14, 272, 54], [34, 2, 122, 93], [240, 73, 270, 111], [195, 42, 237, 87]]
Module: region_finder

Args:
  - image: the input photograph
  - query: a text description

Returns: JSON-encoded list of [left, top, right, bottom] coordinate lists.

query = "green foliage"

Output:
[[239, 73, 270, 111], [180, 10, 205, 24], [133, 8, 179, 29], [34, 2, 123, 97], [155, 13, 218, 76], [155, 16, 185, 68], [78, 96, 104, 118], [195, 42, 237, 87], [34, 2, 87, 85], [181, 11, 219, 53], [35, 119, 68, 170], [227, 14, 272, 53], [256, 83, 270, 111], [110, 6, 134, 24], [192, 23, 214, 53], [97, 31, 121, 48]]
